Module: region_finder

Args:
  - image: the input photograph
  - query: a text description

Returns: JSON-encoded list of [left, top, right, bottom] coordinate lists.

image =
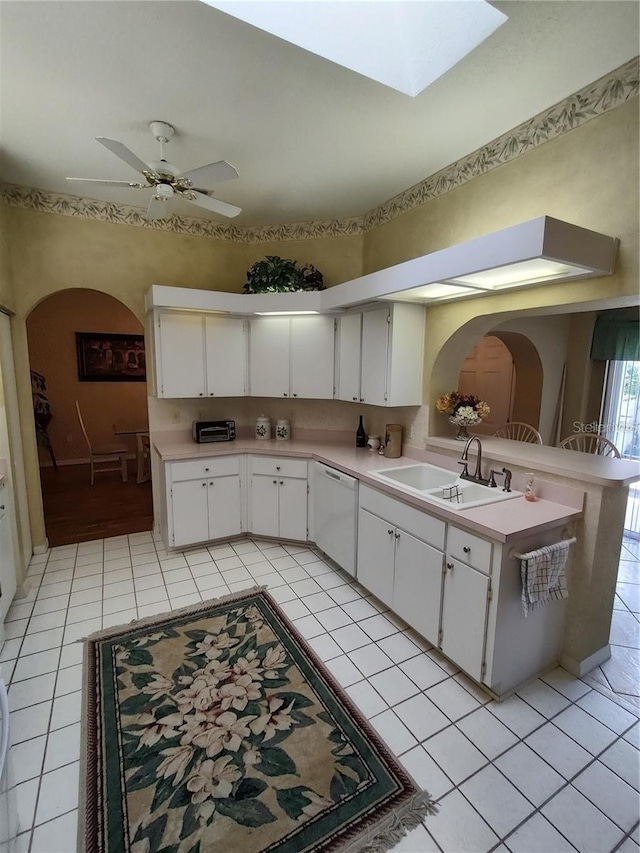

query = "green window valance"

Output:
[[591, 309, 640, 361]]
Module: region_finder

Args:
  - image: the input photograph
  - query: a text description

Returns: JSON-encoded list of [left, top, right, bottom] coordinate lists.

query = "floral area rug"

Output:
[[81, 588, 435, 853]]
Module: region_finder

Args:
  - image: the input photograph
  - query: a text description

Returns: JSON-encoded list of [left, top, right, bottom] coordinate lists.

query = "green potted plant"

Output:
[[243, 256, 325, 293]]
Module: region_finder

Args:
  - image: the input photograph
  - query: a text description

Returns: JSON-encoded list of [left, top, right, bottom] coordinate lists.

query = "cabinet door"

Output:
[[204, 317, 246, 397], [0, 511, 16, 621], [278, 477, 308, 541], [290, 316, 334, 399], [249, 318, 290, 397], [360, 309, 389, 406], [393, 530, 443, 646], [158, 312, 206, 398], [337, 313, 362, 403], [208, 476, 242, 540], [356, 509, 395, 607], [441, 558, 490, 682], [171, 479, 210, 547], [249, 475, 280, 537]]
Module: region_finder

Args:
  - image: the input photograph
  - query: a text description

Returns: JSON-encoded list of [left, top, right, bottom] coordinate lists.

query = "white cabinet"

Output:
[[249, 316, 335, 399], [0, 484, 16, 622], [167, 456, 243, 547], [357, 486, 445, 646], [154, 311, 246, 398], [248, 456, 308, 541], [441, 558, 490, 682], [336, 304, 425, 407]]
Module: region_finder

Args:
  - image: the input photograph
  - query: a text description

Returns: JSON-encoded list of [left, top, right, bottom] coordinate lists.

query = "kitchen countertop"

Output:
[[152, 432, 582, 543], [427, 436, 640, 487]]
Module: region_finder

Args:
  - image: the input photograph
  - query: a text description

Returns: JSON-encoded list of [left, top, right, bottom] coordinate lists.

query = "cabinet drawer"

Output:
[[359, 485, 445, 551], [170, 456, 240, 482], [447, 525, 492, 574], [249, 456, 308, 479]]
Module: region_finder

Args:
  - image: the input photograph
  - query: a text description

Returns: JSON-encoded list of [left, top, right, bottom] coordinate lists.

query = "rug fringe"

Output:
[[339, 791, 438, 853]]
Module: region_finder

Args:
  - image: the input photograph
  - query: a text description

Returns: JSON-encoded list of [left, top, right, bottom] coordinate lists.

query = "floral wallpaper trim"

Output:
[[1, 57, 637, 243]]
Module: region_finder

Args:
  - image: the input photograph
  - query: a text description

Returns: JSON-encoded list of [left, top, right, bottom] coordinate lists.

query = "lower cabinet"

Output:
[[248, 456, 309, 541], [0, 484, 17, 621], [441, 558, 490, 682], [357, 507, 443, 647], [167, 456, 242, 548]]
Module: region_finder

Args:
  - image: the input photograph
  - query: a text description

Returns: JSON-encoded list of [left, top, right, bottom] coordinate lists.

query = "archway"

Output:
[[431, 317, 547, 441], [26, 288, 152, 545]]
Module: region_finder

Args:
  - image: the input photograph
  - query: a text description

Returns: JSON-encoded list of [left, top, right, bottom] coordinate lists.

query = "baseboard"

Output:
[[560, 644, 611, 677], [33, 540, 49, 555]]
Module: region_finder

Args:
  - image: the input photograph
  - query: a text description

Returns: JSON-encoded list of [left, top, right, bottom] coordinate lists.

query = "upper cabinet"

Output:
[[336, 304, 424, 407], [249, 315, 335, 399], [153, 311, 247, 399]]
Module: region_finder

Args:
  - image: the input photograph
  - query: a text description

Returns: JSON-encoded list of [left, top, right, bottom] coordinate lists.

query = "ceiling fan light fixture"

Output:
[[154, 183, 174, 201]]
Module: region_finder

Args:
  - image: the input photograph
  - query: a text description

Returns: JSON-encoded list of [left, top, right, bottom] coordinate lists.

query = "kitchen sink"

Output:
[[370, 463, 522, 510], [371, 464, 458, 491]]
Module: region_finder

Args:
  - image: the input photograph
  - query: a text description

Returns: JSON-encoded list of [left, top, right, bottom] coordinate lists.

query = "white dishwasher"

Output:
[[313, 462, 358, 577]]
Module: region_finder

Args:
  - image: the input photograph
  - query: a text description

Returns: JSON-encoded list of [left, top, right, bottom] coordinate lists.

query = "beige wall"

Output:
[[1, 97, 638, 555], [0, 201, 14, 313], [26, 289, 148, 465]]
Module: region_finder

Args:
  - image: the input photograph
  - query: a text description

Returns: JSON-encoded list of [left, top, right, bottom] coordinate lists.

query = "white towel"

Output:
[[520, 540, 572, 617]]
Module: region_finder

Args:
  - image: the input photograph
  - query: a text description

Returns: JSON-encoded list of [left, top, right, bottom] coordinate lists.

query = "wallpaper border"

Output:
[[2, 56, 638, 243]]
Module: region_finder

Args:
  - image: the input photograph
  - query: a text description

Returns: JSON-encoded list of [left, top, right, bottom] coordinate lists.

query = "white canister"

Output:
[[275, 419, 291, 441], [255, 415, 271, 440], [367, 435, 380, 451]]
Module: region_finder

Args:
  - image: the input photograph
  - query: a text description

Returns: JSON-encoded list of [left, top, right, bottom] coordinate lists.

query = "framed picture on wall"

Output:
[[76, 332, 146, 382]]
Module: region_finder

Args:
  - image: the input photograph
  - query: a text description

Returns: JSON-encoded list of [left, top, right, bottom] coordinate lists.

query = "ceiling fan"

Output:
[[66, 121, 241, 220]]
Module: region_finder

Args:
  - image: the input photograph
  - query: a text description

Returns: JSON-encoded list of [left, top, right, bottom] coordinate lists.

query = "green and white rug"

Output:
[[81, 588, 436, 853]]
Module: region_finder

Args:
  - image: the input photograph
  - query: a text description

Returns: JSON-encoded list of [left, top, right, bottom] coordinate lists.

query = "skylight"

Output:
[[203, 1, 507, 97]]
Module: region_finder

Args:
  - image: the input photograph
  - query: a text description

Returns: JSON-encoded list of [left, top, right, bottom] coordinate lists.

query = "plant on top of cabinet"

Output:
[[243, 256, 325, 293]]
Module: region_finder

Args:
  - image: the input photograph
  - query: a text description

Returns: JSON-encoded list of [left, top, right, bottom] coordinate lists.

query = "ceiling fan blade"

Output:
[[181, 160, 239, 187], [184, 190, 242, 219], [96, 137, 152, 177], [66, 177, 145, 187], [147, 195, 171, 221]]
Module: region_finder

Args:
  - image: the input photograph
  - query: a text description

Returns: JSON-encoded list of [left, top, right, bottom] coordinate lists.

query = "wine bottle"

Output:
[[356, 415, 367, 447]]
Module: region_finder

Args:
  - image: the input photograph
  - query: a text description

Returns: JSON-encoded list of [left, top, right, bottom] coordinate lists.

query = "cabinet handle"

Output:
[[276, 466, 281, 471], [199, 393, 203, 396], [293, 393, 298, 397], [205, 468, 210, 472], [352, 396, 357, 401], [209, 393, 214, 396], [395, 532, 400, 539], [283, 392, 288, 397], [359, 397, 364, 402], [463, 546, 471, 554], [202, 482, 206, 487], [273, 480, 277, 484], [387, 529, 393, 535], [0, 505, 4, 511], [279, 480, 284, 485], [209, 482, 213, 486], [446, 562, 454, 570]]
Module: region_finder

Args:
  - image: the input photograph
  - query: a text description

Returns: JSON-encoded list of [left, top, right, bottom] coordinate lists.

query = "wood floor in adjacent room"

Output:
[[40, 464, 153, 547]]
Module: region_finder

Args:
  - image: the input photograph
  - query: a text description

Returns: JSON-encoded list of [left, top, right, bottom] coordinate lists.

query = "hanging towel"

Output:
[[519, 540, 572, 617]]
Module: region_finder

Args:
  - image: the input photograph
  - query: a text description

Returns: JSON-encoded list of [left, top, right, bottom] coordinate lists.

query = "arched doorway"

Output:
[[26, 288, 152, 545], [457, 332, 544, 436]]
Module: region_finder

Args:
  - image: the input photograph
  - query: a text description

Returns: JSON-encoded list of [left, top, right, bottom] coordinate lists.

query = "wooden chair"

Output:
[[75, 401, 129, 485], [493, 422, 543, 444], [136, 433, 151, 484], [559, 432, 621, 458]]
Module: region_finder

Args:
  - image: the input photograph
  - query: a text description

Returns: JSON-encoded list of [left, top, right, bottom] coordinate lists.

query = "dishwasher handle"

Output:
[[315, 462, 358, 491]]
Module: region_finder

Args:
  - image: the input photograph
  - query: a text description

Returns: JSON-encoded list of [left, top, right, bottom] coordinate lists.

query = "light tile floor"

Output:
[[3, 531, 639, 853]]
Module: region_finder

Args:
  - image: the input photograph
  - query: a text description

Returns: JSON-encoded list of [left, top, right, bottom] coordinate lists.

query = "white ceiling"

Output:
[[0, 1, 638, 227]]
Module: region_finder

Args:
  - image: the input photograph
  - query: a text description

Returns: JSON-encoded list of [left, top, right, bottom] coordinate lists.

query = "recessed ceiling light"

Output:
[[203, 0, 507, 97]]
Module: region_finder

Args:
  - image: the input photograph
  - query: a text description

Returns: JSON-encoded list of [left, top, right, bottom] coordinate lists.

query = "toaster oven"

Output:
[[192, 420, 236, 443]]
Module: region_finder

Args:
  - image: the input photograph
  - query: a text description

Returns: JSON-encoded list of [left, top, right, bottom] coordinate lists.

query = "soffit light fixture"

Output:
[[202, 0, 507, 97], [320, 216, 619, 309]]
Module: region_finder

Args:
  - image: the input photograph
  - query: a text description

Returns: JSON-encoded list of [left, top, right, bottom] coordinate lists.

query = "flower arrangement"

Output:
[[243, 256, 325, 293], [436, 391, 490, 439]]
